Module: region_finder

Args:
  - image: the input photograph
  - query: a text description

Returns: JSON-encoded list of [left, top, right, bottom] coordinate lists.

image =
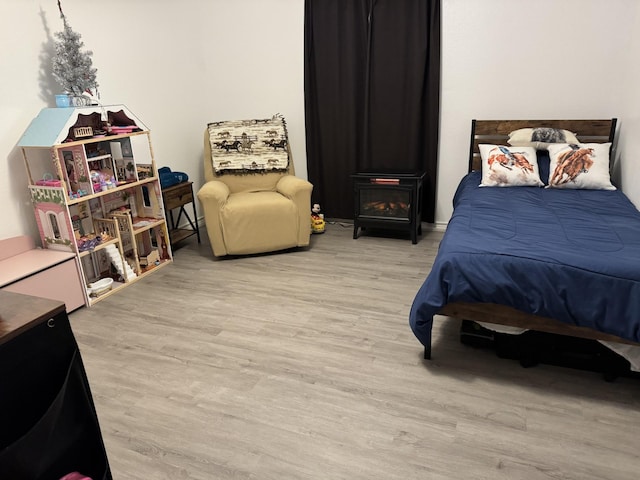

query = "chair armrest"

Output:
[[197, 180, 231, 256], [197, 180, 230, 203], [276, 175, 313, 246], [276, 175, 313, 200]]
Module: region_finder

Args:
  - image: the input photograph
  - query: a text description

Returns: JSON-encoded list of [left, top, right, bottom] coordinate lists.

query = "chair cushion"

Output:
[[219, 171, 285, 194], [220, 191, 299, 255]]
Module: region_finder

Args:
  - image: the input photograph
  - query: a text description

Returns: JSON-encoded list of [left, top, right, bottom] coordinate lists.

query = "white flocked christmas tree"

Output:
[[52, 0, 99, 104]]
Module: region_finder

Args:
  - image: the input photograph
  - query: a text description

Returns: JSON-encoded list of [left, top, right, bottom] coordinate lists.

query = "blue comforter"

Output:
[[409, 171, 640, 348]]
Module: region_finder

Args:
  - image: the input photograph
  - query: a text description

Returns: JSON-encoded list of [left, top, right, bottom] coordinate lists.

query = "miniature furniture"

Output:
[[197, 123, 313, 257], [0, 235, 85, 312], [18, 105, 173, 306], [162, 181, 201, 248], [0, 291, 112, 479]]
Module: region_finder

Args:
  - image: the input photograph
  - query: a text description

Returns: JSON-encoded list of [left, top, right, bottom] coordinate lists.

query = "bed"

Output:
[[410, 119, 640, 367]]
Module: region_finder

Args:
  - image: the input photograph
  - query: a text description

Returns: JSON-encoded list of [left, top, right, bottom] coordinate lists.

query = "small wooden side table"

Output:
[[162, 181, 201, 248]]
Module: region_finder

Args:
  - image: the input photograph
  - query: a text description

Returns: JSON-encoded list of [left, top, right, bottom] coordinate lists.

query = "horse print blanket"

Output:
[[208, 115, 290, 174]]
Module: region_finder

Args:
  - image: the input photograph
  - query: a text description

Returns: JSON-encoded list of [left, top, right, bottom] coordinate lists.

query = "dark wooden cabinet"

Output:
[[0, 291, 112, 480]]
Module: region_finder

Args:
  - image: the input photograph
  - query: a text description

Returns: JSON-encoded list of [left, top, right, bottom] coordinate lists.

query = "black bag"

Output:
[[0, 313, 112, 480]]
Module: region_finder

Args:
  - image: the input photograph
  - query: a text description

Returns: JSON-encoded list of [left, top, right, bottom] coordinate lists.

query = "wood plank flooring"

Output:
[[69, 222, 640, 480]]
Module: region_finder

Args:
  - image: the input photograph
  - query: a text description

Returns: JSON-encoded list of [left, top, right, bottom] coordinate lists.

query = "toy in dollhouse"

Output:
[[89, 169, 118, 193], [74, 214, 116, 253], [114, 159, 134, 185], [75, 230, 113, 253], [64, 153, 79, 193], [137, 164, 153, 180], [86, 148, 118, 193], [115, 143, 135, 184], [125, 161, 136, 180], [136, 230, 165, 273], [139, 249, 160, 268], [71, 215, 85, 240], [61, 148, 92, 198]]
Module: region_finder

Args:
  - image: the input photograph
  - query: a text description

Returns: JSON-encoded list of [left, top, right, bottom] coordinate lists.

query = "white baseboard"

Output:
[[325, 219, 448, 232]]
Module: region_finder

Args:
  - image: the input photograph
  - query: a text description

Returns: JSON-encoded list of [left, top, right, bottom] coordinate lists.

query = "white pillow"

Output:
[[479, 145, 544, 187], [547, 143, 615, 190], [508, 127, 579, 149]]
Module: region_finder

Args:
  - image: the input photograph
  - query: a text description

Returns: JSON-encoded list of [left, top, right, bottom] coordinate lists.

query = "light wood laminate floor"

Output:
[[70, 222, 640, 480]]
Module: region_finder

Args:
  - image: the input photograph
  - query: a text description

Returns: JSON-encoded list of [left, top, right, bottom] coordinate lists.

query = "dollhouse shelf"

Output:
[[55, 132, 147, 147], [67, 177, 158, 206], [88, 153, 113, 161], [78, 238, 120, 258], [18, 105, 173, 308], [131, 217, 165, 234]]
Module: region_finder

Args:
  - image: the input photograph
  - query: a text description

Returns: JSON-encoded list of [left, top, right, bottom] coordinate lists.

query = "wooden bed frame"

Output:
[[434, 118, 640, 359]]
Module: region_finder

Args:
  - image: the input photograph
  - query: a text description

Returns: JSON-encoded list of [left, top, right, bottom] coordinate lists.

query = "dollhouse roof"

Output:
[[17, 104, 149, 147]]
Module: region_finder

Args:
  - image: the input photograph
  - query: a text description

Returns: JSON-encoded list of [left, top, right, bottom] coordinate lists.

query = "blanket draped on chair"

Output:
[[207, 116, 290, 174]]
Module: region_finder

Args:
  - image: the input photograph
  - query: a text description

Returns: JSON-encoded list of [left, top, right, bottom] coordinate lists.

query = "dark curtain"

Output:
[[304, 0, 440, 222]]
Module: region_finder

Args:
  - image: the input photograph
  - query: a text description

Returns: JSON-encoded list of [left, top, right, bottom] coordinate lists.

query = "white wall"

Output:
[[438, 0, 640, 225], [2, 0, 640, 241], [617, 4, 640, 202], [0, 0, 305, 241]]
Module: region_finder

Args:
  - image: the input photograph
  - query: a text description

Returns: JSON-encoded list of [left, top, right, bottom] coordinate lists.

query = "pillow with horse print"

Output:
[[479, 144, 544, 187], [508, 127, 579, 150], [546, 143, 615, 190]]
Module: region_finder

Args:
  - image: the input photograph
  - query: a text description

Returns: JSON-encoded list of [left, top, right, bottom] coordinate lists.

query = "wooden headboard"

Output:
[[468, 119, 617, 172]]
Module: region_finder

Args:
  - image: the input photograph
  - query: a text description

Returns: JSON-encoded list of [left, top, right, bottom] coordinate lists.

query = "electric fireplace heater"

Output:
[[351, 172, 425, 244]]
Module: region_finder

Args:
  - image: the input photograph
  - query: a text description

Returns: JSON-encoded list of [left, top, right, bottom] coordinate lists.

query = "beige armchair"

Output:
[[197, 129, 313, 257]]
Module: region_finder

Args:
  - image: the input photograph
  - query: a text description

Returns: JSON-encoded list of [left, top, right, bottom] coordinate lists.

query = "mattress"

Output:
[[409, 171, 640, 348]]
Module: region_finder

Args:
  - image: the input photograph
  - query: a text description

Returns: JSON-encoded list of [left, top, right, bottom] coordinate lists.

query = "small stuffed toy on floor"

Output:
[[311, 203, 325, 234]]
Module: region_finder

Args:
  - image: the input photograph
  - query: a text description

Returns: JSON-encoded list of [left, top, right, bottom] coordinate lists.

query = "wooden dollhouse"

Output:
[[18, 105, 173, 307]]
